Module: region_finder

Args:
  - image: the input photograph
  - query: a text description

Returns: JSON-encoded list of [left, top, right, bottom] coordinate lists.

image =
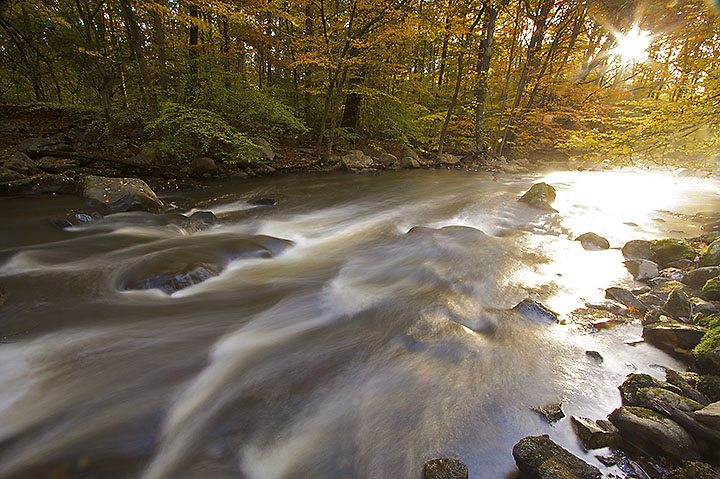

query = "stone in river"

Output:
[[575, 232, 610, 250], [423, 458, 468, 479], [512, 299, 558, 322], [519, 182, 557, 212], [513, 435, 601, 479]]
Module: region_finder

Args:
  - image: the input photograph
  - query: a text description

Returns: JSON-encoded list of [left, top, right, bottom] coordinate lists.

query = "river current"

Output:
[[0, 168, 718, 479]]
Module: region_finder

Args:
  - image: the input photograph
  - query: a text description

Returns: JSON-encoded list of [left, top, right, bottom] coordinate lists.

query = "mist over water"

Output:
[[0, 169, 718, 478]]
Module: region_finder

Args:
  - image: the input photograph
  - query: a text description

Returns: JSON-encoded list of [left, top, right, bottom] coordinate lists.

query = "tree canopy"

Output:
[[1, 0, 718, 166]]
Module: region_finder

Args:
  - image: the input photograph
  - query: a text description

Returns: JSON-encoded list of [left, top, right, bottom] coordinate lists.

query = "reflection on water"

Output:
[[0, 168, 717, 478]]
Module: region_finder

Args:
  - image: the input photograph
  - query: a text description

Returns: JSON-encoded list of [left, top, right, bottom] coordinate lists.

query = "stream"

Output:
[[0, 168, 719, 479]]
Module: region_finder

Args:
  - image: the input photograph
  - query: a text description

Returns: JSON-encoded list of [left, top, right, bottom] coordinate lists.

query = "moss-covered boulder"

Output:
[[699, 238, 720, 267], [694, 401, 720, 430], [512, 435, 601, 479], [652, 280, 691, 302], [423, 459, 468, 479], [634, 387, 705, 413], [650, 239, 696, 268], [619, 373, 680, 405], [662, 289, 691, 320], [693, 326, 720, 375], [701, 276, 720, 301], [519, 183, 557, 211], [666, 461, 719, 479], [697, 375, 720, 402], [78, 175, 165, 213], [608, 406, 699, 460]]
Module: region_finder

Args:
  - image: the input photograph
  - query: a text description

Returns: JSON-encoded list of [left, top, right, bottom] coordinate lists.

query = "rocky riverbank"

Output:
[[426, 184, 720, 479]]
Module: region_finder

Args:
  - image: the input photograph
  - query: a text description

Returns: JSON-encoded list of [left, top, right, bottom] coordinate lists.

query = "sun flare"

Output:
[[610, 27, 651, 65]]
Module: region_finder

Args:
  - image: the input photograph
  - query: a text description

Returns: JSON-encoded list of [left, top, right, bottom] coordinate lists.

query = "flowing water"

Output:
[[0, 168, 718, 479]]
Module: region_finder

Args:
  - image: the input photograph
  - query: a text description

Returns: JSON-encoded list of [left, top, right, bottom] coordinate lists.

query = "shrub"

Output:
[[147, 103, 254, 164]]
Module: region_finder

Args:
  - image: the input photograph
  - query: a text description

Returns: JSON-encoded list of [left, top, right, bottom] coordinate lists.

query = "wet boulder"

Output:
[[652, 280, 691, 302], [666, 369, 710, 405], [575, 232, 610, 250], [36, 156, 82, 174], [683, 266, 720, 289], [78, 175, 165, 213], [635, 387, 705, 413], [643, 322, 707, 353], [694, 333, 720, 375], [605, 287, 647, 313], [519, 183, 557, 211], [570, 416, 621, 450], [530, 400, 565, 424], [378, 152, 397, 167], [699, 238, 720, 267], [650, 239, 696, 268], [423, 459, 468, 479], [4, 151, 38, 175], [622, 240, 653, 260], [189, 210, 217, 225], [512, 435, 601, 479], [48, 210, 103, 229], [694, 401, 720, 430], [512, 299, 558, 322], [608, 406, 699, 460], [124, 261, 222, 294], [401, 156, 420, 169], [624, 259, 659, 281]]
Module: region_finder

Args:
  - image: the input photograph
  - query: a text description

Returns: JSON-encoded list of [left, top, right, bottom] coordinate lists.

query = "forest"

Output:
[[1, 0, 719, 167]]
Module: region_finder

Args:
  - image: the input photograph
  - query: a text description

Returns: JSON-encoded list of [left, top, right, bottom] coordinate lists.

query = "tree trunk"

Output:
[[340, 65, 365, 134], [186, 3, 199, 101], [437, 16, 451, 87], [118, 0, 158, 118], [151, 8, 169, 93], [494, 2, 521, 150], [474, 3, 501, 149], [326, 65, 349, 158]]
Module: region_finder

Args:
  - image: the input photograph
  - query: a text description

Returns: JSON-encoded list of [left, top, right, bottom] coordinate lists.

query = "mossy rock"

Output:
[[687, 232, 720, 245], [619, 373, 680, 405], [622, 240, 653, 260], [423, 458, 468, 479], [684, 266, 720, 289], [701, 275, 720, 301], [693, 326, 720, 375], [634, 387, 705, 413], [512, 435, 601, 479], [662, 289, 691, 320], [699, 238, 720, 267], [697, 375, 720, 402], [519, 183, 557, 211], [666, 461, 718, 479], [650, 239, 696, 268]]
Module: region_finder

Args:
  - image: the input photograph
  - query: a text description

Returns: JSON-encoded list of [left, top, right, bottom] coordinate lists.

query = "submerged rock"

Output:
[[78, 175, 165, 213], [519, 182, 557, 211], [530, 400, 565, 424], [189, 210, 217, 225], [48, 210, 103, 229], [575, 232, 610, 250], [423, 458, 468, 479], [570, 416, 621, 450], [512, 299, 558, 322], [125, 261, 222, 294], [608, 406, 699, 460], [512, 435, 601, 479]]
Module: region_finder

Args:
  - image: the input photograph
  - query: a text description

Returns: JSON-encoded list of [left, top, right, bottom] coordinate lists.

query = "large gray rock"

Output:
[[18, 135, 73, 154], [662, 289, 691, 320], [624, 259, 659, 281], [575, 232, 610, 250], [4, 151, 38, 175], [249, 138, 275, 162], [191, 157, 217, 176], [650, 238, 696, 268], [402, 145, 419, 161], [423, 459, 468, 479], [643, 322, 706, 352], [78, 175, 165, 213], [512, 299, 558, 322], [519, 183, 557, 211], [378, 152, 397, 167], [609, 406, 699, 459], [619, 373, 681, 405], [694, 401, 720, 430], [622, 240, 653, 260], [683, 266, 720, 289], [340, 150, 374, 169], [570, 416, 621, 450], [512, 435, 601, 479]]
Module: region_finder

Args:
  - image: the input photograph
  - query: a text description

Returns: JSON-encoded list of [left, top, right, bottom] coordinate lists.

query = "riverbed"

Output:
[[0, 168, 718, 478]]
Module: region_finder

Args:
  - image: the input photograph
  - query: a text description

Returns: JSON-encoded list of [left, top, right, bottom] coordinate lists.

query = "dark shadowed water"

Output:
[[0, 169, 718, 479]]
